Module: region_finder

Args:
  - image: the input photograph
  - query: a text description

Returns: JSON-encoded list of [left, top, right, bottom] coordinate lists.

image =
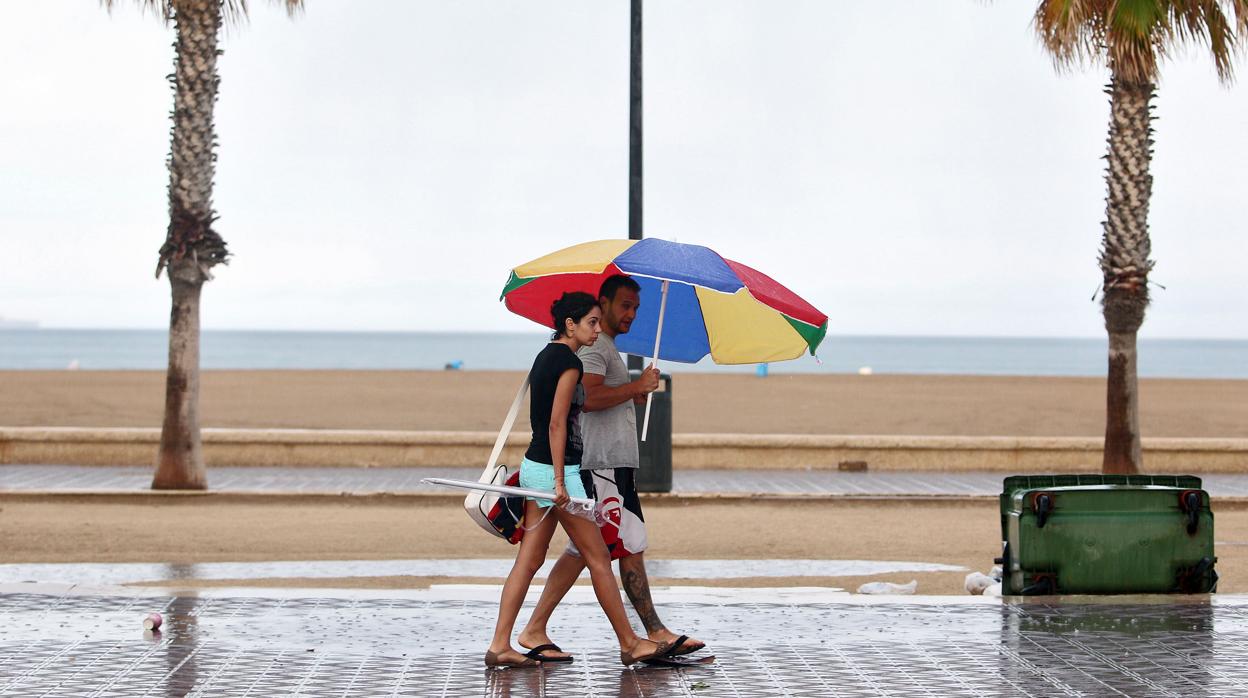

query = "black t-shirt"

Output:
[[525, 342, 586, 466]]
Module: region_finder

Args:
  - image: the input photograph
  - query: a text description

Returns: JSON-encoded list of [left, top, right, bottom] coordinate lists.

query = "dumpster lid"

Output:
[[1002, 474, 1203, 502]]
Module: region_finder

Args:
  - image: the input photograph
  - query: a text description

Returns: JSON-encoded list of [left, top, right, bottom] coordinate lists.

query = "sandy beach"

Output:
[[3, 370, 1248, 437], [4, 370, 1244, 596]]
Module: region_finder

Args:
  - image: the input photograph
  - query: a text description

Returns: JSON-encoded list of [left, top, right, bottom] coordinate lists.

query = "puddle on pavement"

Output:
[[0, 590, 1243, 661], [0, 558, 965, 587]]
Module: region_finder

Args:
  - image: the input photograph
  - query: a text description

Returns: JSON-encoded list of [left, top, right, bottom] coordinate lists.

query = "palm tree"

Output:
[[1034, 1, 1248, 474], [103, 0, 303, 489]]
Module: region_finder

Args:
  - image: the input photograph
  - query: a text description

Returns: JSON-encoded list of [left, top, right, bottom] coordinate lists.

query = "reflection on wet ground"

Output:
[[2, 587, 1247, 696], [0, 558, 965, 587]]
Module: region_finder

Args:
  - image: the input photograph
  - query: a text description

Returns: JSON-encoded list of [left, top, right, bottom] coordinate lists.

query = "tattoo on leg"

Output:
[[620, 564, 663, 633]]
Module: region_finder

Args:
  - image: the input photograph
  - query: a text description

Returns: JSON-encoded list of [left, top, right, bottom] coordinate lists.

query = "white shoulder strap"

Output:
[[486, 374, 529, 471]]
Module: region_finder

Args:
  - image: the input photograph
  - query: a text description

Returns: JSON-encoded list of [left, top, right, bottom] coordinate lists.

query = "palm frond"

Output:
[[1034, 0, 1109, 71], [1035, 0, 1248, 84], [280, 0, 305, 17], [227, 1, 306, 20], [100, 0, 172, 22], [1183, 0, 1239, 79], [1107, 0, 1170, 81], [102, 1, 304, 26]]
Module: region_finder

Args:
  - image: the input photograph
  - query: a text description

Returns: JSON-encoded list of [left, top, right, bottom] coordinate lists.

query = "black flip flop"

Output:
[[523, 643, 574, 663], [660, 635, 708, 657], [668, 635, 700, 656], [641, 653, 717, 668], [641, 636, 714, 667]]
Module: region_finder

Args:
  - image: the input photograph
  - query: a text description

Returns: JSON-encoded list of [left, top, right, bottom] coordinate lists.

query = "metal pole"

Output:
[[628, 0, 644, 372]]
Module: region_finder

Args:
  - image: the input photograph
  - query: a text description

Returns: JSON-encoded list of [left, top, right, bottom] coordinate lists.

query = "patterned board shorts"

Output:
[[565, 467, 648, 560]]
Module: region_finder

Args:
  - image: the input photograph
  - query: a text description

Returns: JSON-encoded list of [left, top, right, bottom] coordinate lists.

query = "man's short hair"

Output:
[[598, 274, 641, 302]]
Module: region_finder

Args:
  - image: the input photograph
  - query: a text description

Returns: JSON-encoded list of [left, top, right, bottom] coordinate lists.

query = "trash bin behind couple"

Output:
[[631, 370, 672, 493]]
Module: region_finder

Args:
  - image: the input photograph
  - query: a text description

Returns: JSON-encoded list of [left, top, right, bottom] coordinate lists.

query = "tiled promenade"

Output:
[[6, 464, 1248, 695], [7, 464, 1248, 498], [2, 586, 1247, 697]]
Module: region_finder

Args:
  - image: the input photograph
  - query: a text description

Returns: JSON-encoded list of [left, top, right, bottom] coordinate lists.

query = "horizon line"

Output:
[[4, 327, 1248, 343]]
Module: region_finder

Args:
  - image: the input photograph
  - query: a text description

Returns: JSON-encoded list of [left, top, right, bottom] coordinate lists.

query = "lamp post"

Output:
[[627, 0, 644, 372]]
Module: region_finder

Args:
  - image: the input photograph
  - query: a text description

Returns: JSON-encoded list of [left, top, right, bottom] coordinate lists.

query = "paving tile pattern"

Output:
[[0, 559, 966, 588], [2, 592, 1248, 696], [7, 465, 1248, 498]]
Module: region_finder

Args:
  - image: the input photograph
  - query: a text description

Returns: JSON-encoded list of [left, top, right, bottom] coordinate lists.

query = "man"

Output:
[[518, 274, 706, 660]]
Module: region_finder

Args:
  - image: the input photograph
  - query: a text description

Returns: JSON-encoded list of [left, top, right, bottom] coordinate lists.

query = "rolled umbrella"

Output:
[[421, 477, 596, 512], [424, 477, 618, 529]]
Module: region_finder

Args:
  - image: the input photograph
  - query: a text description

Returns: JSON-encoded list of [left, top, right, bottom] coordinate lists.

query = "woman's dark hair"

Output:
[[550, 291, 598, 339]]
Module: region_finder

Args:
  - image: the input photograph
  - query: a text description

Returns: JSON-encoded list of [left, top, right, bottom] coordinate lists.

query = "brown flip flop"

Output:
[[620, 639, 671, 666], [484, 649, 540, 668]]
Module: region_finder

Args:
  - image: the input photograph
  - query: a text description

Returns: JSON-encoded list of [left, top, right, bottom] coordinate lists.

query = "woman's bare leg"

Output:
[[487, 501, 557, 661], [518, 551, 582, 659], [555, 508, 662, 660], [518, 552, 583, 647]]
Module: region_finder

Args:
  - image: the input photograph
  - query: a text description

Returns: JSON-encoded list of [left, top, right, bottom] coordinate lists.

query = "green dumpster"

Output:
[[997, 474, 1217, 595]]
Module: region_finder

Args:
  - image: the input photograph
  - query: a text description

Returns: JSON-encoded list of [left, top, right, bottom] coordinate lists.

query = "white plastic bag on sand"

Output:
[[856, 580, 917, 595], [964, 572, 997, 595], [983, 582, 1003, 597], [989, 565, 1003, 581]]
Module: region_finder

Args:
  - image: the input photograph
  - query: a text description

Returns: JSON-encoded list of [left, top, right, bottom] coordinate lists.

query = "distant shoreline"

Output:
[[3, 329, 1247, 378], [8, 326, 1248, 341]]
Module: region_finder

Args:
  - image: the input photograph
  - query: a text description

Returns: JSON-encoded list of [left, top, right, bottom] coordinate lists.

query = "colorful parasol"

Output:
[[501, 238, 829, 438], [501, 238, 827, 364]]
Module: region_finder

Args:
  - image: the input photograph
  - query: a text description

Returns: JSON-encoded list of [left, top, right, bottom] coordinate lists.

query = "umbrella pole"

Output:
[[641, 280, 669, 441]]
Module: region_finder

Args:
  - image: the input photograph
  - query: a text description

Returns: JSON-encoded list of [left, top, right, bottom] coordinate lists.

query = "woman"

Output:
[[485, 292, 668, 668]]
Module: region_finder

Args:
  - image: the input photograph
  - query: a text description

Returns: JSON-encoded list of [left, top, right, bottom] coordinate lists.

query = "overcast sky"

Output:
[[2, 1, 1246, 338]]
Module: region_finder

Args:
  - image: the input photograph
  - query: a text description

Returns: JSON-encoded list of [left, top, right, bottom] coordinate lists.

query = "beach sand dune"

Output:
[[3, 370, 1247, 437]]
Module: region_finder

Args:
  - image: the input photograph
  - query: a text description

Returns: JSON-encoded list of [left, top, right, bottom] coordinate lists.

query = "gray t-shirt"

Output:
[[576, 333, 639, 469]]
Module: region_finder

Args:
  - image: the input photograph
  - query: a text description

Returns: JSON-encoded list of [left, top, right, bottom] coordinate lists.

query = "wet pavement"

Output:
[[0, 559, 966, 588], [8, 464, 1248, 498], [7, 465, 1248, 695], [2, 585, 1247, 697]]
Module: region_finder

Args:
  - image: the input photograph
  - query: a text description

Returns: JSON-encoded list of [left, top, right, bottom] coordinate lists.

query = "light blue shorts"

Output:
[[519, 457, 586, 508]]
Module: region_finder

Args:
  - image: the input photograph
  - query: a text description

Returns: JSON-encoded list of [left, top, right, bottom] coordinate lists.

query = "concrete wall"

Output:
[[2, 427, 1246, 472]]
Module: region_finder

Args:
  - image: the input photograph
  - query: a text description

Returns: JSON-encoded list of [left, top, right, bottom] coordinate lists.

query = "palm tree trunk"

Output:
[[152, 0, 226, 490], [154, 259, 206, 489], [1099, 74, 1155, 475], [1103, 330, 1143, 473]]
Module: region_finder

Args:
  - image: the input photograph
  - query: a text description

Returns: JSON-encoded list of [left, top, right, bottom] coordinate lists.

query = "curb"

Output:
[[0, 489, 999, 505], [5, 489, 1248, 508], [4, 427, 1248, 472]]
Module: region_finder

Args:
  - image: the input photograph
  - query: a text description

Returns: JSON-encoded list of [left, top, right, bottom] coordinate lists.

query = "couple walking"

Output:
[[485, 274, 707, 668]]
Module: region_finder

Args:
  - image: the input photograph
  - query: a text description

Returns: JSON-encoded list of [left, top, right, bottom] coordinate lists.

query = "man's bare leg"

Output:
[[618, 552, 706, 652], [517, 551, 584, 658]]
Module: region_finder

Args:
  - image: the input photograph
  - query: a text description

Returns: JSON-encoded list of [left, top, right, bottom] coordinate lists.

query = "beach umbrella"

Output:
[[501, 238, 828, 438]]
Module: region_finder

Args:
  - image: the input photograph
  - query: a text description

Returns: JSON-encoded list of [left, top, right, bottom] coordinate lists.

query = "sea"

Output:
[[0, 329, 1244, 378]]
